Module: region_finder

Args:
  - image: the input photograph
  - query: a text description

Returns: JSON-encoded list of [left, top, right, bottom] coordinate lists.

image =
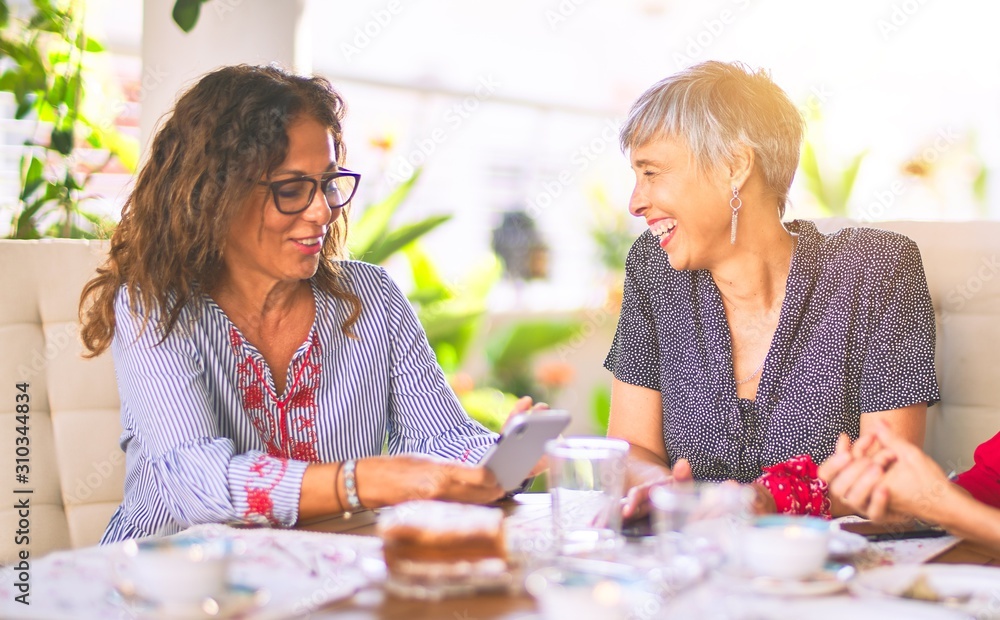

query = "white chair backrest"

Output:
[[815, 219, 1000, 473], [0, 239, 122, 565]]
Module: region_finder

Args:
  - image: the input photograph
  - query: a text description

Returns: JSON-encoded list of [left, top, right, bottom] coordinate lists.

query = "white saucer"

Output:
[[720, 563, 856, 597], [851, 564, 1000, 616], [112, 582, 267, 619], [828, 528, 868, 558]]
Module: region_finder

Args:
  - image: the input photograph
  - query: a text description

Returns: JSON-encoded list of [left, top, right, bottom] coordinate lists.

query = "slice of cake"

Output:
[[377, 500, 509, 599]]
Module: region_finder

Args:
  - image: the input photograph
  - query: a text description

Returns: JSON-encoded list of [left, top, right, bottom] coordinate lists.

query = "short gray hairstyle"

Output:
[[620, 61, 803, 217]]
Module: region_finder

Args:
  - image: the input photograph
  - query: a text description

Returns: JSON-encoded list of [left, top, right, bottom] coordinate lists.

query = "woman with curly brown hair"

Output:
[[81, 65, 520, 543]]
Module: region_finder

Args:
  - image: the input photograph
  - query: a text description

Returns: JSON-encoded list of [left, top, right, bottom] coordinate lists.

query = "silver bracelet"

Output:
[[343, 459, 361, 511]]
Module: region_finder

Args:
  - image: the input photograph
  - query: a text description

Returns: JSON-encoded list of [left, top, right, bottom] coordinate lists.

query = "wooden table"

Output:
[[933, 539, 1000, 566], [295, 495, 1000, 619]]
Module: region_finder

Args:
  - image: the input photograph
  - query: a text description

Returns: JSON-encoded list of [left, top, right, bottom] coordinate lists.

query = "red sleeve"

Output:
[[755, 454, 832, 518], [953, 431, 1000, 509]]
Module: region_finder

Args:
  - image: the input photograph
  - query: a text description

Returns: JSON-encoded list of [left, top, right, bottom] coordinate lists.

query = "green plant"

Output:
[[347, 167, 585, 431], [485, 320, 582, 402], [590, 384, 611, 435], [171, 0, 209, 33], [797, 107, 867, 217], [347, 168, 496, 373], [455, 388, 519, 434], [0, 0, 137, 238], [588, 185, 636, 272], [348, 170, 452, 265], [404, 243, 501, 373], [799, 139, 867, 217]]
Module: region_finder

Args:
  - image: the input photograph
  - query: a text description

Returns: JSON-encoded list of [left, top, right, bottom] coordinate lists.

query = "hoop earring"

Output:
[[730, 186, 742, 245]]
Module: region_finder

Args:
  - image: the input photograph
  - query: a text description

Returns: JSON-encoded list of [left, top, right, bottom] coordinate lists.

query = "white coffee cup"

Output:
[[121, 535, 230, 611], [741, 515, 830, 580]]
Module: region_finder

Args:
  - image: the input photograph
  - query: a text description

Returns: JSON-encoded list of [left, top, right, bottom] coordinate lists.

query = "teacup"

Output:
[[740, 515, 830, 580], [120, 535, 231, 612]]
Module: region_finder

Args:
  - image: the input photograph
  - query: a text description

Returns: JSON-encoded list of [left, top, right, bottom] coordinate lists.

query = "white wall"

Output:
[[139, 0, 309, 153]]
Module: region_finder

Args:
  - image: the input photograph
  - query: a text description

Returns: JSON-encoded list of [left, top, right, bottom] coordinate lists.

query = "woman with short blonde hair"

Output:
[[607, 61, 938, 518]]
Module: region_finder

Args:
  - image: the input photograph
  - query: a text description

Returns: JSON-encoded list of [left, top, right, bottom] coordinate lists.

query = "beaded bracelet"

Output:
[[343, 459, 362, 511]]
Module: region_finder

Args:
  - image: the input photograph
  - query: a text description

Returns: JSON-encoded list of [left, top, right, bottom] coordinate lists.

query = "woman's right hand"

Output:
[[621, 458, 693, 521], [356, 455, 505, 508]]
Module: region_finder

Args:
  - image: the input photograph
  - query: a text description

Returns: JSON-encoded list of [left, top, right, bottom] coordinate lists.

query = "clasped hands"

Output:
[[819, 421, 953, 524]]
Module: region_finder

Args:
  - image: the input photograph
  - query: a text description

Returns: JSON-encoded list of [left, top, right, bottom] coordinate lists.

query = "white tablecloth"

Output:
[[0, 524, 383, 619], [0, 513, 994, 620]]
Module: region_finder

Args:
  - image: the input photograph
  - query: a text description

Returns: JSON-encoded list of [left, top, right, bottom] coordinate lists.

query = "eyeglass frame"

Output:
[[256, 168, 361, 215]]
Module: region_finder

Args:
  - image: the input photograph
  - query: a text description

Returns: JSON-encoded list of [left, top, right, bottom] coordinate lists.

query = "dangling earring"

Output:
[[730, 186, 742, 245]]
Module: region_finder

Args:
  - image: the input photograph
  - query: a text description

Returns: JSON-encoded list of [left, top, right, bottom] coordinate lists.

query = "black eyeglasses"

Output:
[[257, 169, 361, 214]]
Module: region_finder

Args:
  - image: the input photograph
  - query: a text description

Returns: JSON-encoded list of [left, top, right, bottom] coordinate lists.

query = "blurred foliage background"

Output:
[[0, 0, 136, 239]]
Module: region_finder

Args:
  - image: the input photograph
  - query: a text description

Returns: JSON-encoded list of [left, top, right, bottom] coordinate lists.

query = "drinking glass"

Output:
[[649, 482, 754, 565], [546, 437, 629, 556]]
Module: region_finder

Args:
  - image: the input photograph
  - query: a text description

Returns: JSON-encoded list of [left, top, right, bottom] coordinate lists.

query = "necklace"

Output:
[[735, 354, 767, 385]]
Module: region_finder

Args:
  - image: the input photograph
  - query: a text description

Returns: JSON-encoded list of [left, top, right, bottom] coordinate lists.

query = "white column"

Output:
[[139, 0, 309, 153]]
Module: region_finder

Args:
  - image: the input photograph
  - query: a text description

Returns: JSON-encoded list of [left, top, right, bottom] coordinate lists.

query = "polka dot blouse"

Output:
[[604, 220, 940, 483]]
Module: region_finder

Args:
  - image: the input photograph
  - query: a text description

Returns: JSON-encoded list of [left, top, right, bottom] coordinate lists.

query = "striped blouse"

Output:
[[100, 261, 497, 544]]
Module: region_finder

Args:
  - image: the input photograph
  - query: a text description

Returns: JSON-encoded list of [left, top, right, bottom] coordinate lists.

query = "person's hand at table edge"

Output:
[[621, 458, 693, 521], [354, 455, 505, 508]]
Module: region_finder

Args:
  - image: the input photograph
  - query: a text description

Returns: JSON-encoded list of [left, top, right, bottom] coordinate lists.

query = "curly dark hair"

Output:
[[79, 64, 361, 357]]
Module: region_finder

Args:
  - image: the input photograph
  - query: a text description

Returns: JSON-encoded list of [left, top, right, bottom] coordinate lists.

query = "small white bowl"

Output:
[[120, 535, 231, 611], [740, 516, 831, 581]]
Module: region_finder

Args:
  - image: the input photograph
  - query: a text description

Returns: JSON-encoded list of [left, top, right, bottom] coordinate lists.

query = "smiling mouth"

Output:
[[649, 219, 677, 242], [291, 236, 324, 255]]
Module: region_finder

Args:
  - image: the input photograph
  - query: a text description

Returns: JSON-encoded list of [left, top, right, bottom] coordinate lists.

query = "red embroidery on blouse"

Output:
[[243, 454, 289, 525], [232, 329, 323, 462], [227, 327, 239, 352], [756, 454, 831, 518]]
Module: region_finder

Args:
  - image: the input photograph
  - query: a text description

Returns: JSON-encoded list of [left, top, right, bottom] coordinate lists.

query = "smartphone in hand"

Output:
[[481, 410, 571, 492]]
